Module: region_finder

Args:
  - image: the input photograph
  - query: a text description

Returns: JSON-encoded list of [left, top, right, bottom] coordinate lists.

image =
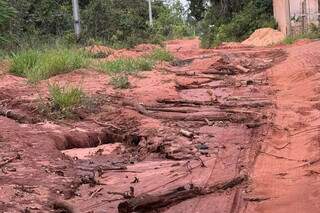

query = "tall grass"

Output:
[[99, 57, 154, 74], [48, 84, 84, 114], [10, 48, 89, 83]]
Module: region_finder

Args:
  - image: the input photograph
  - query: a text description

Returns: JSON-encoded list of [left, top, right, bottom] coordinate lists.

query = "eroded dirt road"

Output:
[[0, 39, 319, 213]]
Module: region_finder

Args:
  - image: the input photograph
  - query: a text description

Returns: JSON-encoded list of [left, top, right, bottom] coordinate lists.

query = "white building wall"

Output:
[[273, 0, 319, 35]]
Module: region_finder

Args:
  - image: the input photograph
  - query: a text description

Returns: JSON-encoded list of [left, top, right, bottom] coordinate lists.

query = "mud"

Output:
[[0, 39, 318, 213]]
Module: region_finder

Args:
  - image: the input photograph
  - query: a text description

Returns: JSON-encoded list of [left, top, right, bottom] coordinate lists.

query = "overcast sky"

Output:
[[180, 0, 188, 7]]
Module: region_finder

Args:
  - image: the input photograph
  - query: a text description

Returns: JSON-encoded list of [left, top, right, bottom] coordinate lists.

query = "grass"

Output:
[[282, 32, 320, 45], [48, 84, 85, 115], [98, 48, 173, 75], [110, 75, 130, 89], [99, 57, 154, 74], [147, 48, 174, 62], [10, 48, 89, 83]]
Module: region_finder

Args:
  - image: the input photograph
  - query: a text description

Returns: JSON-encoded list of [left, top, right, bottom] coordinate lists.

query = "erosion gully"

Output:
[[1, 39, 319, 213]]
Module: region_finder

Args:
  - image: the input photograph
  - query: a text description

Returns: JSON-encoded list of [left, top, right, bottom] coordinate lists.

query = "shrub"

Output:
[[110, 75, 130, 89], [0, 0, 15, 43], [152, 0, 193, 40], [48, 84, 84, 114], [10, 48, 89, 83], [99, 58, 154, 74]]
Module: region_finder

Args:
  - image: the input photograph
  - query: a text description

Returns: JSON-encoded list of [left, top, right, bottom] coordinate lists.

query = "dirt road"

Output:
[[0, 39, 319, 213], [246, 41, 320, 213]]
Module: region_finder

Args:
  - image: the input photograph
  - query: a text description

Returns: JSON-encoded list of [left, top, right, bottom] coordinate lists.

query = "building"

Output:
[[273, 0, 320, 35]]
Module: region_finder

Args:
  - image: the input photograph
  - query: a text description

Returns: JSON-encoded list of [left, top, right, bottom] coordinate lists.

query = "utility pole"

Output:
[[71, 0, 81, 40], [148, 0, 153, 27]]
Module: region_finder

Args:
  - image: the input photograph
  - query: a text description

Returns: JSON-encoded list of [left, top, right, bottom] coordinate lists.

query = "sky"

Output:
[[180, 0, 188, 7]]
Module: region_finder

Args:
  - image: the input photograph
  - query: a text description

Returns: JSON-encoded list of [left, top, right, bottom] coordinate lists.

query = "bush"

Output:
[[152, 0, 193, 40], [0, 0, 15, 43], [200, 0, 276, 48], [10, 48, 89, 83], [1, 0, 192, 50], [110, 75, 130, 89], [48, 84, 84, 114]]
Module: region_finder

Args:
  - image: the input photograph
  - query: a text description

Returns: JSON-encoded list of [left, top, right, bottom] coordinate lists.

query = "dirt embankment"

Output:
[[0, 38, 319, 213]]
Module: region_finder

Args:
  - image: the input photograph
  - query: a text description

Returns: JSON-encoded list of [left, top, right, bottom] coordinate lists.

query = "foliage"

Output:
[[152, 1, 193, 41], [48, 83, 84, 115], [199, 0, 276, 48], [0, 0, 15, 43], [110, 75, 130, 89], [10, 48, 89, 83], [81, 0, 152, 47], [0, 0, 192, 50], [187, 0, 206, 21]]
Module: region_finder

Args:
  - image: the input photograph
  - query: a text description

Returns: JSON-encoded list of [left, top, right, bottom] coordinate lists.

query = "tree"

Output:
[[187, 0, 206, 21], [0, 0, 15, 43], [199, 0, 275, 48]]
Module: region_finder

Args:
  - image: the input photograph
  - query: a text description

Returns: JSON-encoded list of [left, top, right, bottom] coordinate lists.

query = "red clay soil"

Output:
[[0, 39, 319, 213]]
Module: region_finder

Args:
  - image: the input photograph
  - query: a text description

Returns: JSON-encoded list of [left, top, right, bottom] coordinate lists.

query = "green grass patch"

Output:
[[10, 48, 89, 83], [99, 57, 154, 74], [98, 48, 173, 75], [48, 84, 85, 115], [147, 48, 174, 62], [110, 75, 130, 89], [282, 32, 320, 45]]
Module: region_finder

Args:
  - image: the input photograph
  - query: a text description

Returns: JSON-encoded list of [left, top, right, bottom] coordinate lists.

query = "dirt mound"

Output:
[[242, 28, 285, 47]]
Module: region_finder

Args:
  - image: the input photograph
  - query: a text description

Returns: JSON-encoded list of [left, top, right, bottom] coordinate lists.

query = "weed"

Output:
[[48, 84, 85, 115], [148, 48, 174, 62], [99, 57, 154, 74], [110, 75, 130, 89], [10, 48, 89, 83]]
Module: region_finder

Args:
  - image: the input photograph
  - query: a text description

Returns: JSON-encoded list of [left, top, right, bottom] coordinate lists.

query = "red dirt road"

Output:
[[0, 39, 319, 213], [246, 42, 320, 213]]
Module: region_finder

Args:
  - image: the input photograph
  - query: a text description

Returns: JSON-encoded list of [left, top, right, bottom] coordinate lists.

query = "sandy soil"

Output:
[[246, 41, 320, 213], [0, 38, 319, 213], [242, 28, 285, 47]]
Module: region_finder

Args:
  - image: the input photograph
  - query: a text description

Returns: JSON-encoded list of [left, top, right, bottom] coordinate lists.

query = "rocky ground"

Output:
[[0, 38, 319, 213]]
